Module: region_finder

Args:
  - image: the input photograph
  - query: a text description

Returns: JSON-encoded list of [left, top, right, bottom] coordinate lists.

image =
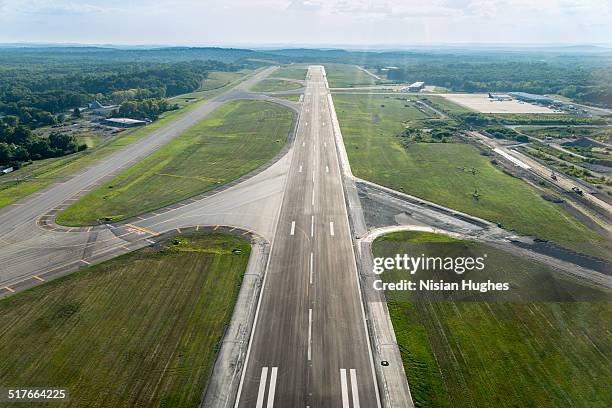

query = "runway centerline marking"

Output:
[[290, 221, 296, 236], [299, 165, 303, 173], [311, 189, 315, 206], [325, 165, 329, 173], [302, 141, 306, 147], [310, 215, 314, 237], [309, 252, 314, 284], [330, 221, 335, 236], [312, 171, 315, 184], [340, 369, 350, 408], [308, 308, 313, 361]]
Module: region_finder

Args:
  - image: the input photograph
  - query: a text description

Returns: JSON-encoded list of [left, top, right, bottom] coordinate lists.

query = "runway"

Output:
[[235, 66, 380, 407]]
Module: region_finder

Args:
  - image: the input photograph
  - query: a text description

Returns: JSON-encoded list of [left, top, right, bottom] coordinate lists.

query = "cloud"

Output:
[[10, 1, 105, 15]]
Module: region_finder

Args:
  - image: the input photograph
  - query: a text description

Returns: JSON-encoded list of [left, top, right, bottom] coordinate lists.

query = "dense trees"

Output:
[[0, 117, 84, 167], [114, 98, 176, 120], [0, 58, 238, 130]]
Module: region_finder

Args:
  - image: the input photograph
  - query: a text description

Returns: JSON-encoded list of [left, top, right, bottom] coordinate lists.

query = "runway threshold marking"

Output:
[[308, 308, 313, 361], [350, 369, 361, 408], [340, 369, 350, 408], [290, 221, 296, 235], [255, 367, 268, 408], [330, 221, 335, 236], [340, 369, 361, 408], [255, 366, 279, 408]]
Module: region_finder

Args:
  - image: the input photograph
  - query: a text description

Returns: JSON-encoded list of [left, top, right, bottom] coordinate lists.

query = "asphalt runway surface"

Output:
[[235, 66, 380, 408]]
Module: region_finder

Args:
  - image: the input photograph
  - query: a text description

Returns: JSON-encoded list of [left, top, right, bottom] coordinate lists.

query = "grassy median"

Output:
[[333, 93, 610, 259], [269, 66, 308, 81], [57, 99, 292, 225], [0, 233, 250, 408], [324, 63, 378, 88], [250, 78, 303, 92], [374, 231, 611, 408]]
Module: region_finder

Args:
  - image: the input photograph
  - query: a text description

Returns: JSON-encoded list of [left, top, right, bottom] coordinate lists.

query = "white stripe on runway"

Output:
[[290, 221, 295, 236], [255, 367, 268, 408], [299, 165, 303, 173], [310, 215, 314, 237], [350, 369, 360, 408], [310, 252, 313, 284], [325, 165, 329, 173], [307, 308, 313, 361], [312, 189, 315, 206], [267, 367, 278, 408], [302, 141, 306, 147], [312, 171, 315, 183], [330, 221, 335, 236], [340, 369, 349, 408]]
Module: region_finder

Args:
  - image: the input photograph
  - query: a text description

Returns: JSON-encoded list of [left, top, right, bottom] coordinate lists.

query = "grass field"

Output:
[[0, 70, 253, 210], [276, 95, 301, 102], [199, 71, 246, 91], [374, 231, 611, 408], [323, 63, 378, 88], [333, 93, 610, 258], [250, 79, 303, 92], [0, 233, 250, 408], [269, 66, 308, 80], [57, 100, 292, 225]]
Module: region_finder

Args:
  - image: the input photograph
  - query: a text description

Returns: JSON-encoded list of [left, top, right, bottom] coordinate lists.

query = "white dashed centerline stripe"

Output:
[[310, 252, 314, 284], [330, 221, 335, 236], [267, 367, 278, 408], [312, 189, 315, 206], [312, 171, 315, 183], [340, 369, 349, 408], [310, 215, 314, 237], [350, 369, 361, 408], [290, 221, 296, 236], [325, 165, 329, 173], [307, 308, 313, 361], [255, 367, 268, 408], [299, 165, 303, 173], [302, 141, 306, 147]]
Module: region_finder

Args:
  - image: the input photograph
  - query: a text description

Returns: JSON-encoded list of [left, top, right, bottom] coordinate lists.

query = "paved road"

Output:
[[235, 66, 380, 408]]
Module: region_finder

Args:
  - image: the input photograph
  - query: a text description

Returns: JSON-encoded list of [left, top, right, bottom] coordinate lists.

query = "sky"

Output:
[[0, 0, 610, 47]]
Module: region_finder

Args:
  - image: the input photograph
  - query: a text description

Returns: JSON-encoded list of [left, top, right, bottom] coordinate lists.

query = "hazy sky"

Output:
[[0, 0, 610, 46]]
